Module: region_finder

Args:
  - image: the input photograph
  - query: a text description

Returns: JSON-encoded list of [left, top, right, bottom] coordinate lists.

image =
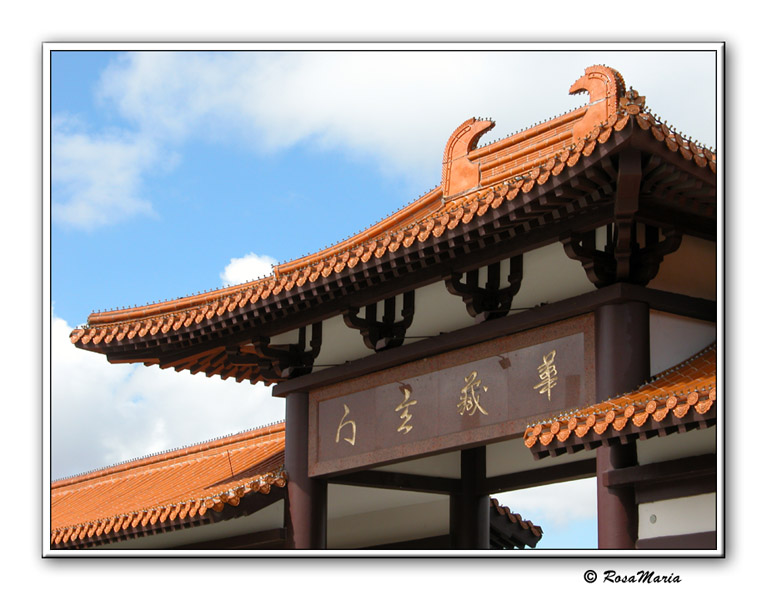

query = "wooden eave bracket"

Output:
[[445, 255, 524, 322], [343, 290, 415, 352], [561, 148, 683, 288], [529, 410, 716, 461], [228, 322, 323, 379]]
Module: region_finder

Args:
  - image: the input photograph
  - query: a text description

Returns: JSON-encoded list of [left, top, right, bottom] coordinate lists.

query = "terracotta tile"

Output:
[[51, 422, 286, 548], [524, 345, 716, 453]]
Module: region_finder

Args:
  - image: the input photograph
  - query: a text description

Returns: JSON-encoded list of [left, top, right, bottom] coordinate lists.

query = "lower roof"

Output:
[[524, 344, 716, 459], [51, 422, 286, 548]]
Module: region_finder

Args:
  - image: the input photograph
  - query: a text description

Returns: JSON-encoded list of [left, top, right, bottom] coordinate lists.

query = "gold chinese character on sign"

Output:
[[395, 384, 417, 434], [335, 403, 356, 446], [533, 349, 558, 401], [457, 371, 489, 416]]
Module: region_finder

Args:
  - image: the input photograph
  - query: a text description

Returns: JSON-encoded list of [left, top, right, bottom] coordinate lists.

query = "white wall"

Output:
[[638, 493, 716, 540], [637, 426, 716, 465], [649, 311, 716, 375]]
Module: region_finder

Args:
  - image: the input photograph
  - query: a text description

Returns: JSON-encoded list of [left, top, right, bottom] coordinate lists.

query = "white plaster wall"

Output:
[[486, 437, 596, 478], [514, 242, 595, 309], [327, 483, 444, 519], [638, 493, 716, 540], [327, 494, 449, 549], [407, 279, 477, 338], [647, 235, 717, 301], [636, 426, 716, 465], [372, 450, 461, 478], [649, 310, 716, 375], [308, 313, 374, 371]]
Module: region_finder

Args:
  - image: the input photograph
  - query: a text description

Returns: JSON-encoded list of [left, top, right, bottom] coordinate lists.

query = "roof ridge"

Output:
[[52, 436, 284, 498], [71, 66, 717, 351], [52, 420, 286, 485], [51, 467, 288, 545]]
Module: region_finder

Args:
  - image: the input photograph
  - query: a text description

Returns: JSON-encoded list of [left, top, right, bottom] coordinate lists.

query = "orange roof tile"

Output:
[[51, 422, 286, 548], [523, 344, 716, 457], [70, 65, 717, 369]]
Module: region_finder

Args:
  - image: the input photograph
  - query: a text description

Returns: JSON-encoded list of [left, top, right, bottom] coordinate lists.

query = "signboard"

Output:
[[309, 315, 594, 476]]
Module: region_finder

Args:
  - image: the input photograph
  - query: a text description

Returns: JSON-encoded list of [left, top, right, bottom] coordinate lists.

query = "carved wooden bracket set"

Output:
[[227, 322, 323, 380]]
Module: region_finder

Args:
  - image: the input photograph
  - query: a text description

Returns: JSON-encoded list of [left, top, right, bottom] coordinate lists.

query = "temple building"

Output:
[[54, 65, 718, 552]]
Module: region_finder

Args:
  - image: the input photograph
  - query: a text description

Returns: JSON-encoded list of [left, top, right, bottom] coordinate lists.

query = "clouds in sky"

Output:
[[220, 252, 278, 286], [48, 48, 715, 541], [52, 49, 717, 231], [51, 115, 162, 230], [51, 314, 285, 480], [495, 478, 597, 527]]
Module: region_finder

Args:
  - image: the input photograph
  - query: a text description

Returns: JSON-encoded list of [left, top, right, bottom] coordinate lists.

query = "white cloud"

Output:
[[219, 252, 277, 286], [493, 477, 597, 528], [53, 50, 716, 231], [96, 50, 716, 179], [51, 115, 162, 230], [51, 314, 285, 480]]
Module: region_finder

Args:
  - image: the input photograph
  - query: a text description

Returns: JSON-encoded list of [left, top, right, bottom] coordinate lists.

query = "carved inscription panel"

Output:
[[309, 315, 594, 476]]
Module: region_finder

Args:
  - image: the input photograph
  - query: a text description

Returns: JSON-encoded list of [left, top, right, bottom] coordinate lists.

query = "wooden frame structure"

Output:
[[61, 64, 718, 552]]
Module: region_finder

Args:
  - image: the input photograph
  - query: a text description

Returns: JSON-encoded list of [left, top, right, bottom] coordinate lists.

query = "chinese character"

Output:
[[533, 350, 558, 401], [395, 384, 417, 434], [335, 403, 356, 446], [458, 371, 489, 416]]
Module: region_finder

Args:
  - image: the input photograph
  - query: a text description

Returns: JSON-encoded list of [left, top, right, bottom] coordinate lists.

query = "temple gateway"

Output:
[[54, 65, 718, 552]]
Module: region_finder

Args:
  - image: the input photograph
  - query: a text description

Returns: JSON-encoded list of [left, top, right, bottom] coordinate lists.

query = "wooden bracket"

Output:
[[343, 290, 415, 352], [227, 322, 322, 380], [562, 224, 681, 288], [445, 255, 523, 322], [562, 149, 681, 288]]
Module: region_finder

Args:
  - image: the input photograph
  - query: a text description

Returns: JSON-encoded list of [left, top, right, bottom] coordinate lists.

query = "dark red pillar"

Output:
[[450, 446, 490, 549], [595, 301, 649, 549], [285, 391, 327, 549]]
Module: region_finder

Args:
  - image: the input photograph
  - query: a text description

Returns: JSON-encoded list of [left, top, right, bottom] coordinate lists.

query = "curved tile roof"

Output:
[[51, 422, 286, 548], [523, 344, 716, 456], [70, 65, 716, 356]]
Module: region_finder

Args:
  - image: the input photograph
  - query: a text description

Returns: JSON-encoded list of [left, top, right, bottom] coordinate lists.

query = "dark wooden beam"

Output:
[[285, 392, 327, 549], [604, 453, 716, 489], [605, 453, 717, 505], [630, 130, 716, 187], [594, 301, 650, 550], [635, 531, 716, 550], [274, 284, 715, 396], [364, 534, 451, 550], [451, 447, 490, 549]]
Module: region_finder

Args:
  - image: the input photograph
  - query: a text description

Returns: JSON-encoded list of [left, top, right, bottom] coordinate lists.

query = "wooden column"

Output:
[[595, 301, 649, 549], [450, 446, 490, 549], [285, 391, 327, 549]]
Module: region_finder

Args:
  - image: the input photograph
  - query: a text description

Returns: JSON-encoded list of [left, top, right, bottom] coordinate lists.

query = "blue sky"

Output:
[[47, 45, 718, 551]]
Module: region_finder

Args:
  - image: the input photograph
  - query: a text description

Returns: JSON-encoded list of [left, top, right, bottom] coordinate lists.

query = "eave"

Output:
[[70, 66, 717, 386], [523, 344, 717, 460]]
